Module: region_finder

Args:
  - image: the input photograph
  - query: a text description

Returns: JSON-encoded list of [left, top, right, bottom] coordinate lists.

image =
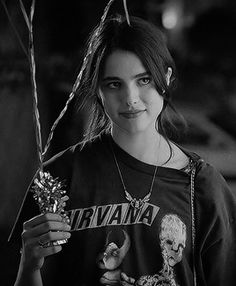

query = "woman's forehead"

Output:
[[102, 50, 147, 79]]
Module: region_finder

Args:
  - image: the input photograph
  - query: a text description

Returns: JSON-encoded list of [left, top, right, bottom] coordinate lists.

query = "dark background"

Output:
[[1, 0, 236, 285]]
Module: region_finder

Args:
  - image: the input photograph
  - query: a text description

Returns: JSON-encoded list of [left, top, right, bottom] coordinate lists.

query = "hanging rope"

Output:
[[6, 0, 131, 242], [43, 0, 131, 157], [19, 0, 43, 170]]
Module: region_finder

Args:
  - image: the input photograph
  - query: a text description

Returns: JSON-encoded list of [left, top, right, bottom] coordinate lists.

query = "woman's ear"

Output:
[[166, 67, 172, 86]]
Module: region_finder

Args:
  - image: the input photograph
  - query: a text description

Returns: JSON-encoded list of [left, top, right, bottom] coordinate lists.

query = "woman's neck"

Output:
[[111, 128, 168, 166]]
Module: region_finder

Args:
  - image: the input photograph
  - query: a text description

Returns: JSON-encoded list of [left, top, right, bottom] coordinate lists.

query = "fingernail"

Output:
[[65, 232, 71, 238], [65, 224, 71, 230], [62, 216, 70, 224]]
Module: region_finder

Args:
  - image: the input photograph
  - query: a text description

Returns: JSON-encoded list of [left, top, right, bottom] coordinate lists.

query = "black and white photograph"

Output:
[[1, 1, 236, 285]]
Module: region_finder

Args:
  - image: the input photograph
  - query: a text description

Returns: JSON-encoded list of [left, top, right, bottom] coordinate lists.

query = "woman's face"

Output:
[[99, 50, 164, 136]]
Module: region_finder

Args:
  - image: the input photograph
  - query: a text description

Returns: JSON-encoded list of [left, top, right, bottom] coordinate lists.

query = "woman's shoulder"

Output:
[[178, 146, 236, 221], [178, 145, 225, 181], [172, 143, 230, 191], [194, 159, 230, 197], [179, 145, 233, 200]]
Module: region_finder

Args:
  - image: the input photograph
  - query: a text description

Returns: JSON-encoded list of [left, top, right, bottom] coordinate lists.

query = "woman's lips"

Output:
[[120, 110, 146, 119]]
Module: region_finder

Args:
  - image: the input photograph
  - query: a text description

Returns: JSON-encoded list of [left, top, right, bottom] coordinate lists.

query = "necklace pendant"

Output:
[[111, 143, 156, 211], [130, 198, 146, 209], [125, 190, 151, 209], [131, 199, 143, 209]]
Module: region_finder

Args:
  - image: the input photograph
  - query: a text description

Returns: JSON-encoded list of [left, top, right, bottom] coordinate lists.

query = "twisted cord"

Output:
[[42, 0, 116, 157], [190, 166, 197, 286], [19, 0, 43, 169], [14, 0, 131, 162], [123, 0, 130, 26], [43, 0, 131, 157]]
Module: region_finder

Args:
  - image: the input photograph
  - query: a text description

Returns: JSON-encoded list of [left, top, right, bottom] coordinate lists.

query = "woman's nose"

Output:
[[125, 86, 140, 107]]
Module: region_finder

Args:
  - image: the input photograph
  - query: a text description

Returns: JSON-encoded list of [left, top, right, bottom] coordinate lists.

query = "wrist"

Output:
[[15, 266, 42, 286], [19, 252, 43, 273]]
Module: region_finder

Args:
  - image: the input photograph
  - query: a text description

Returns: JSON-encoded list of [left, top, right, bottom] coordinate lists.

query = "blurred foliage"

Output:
[[172, 6, 236, 138]]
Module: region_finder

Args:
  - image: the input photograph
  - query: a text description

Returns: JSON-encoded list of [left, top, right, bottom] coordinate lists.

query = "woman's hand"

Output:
[[20, 213, 71, 272]]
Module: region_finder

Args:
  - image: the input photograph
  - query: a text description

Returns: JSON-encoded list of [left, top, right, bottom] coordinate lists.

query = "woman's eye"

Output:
[[138, 77, 151, 86], [106, 82, 121, 89]]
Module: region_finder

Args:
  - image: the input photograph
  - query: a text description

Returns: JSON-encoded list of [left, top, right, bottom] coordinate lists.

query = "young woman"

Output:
[[14, 15, 236, 286]]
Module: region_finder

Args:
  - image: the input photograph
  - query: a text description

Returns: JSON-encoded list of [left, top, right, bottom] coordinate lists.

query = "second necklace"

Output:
[[110, 141, 159, 210]]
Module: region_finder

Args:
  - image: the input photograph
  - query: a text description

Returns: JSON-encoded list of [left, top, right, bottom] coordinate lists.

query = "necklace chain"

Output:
[[110, 141, 158, 209]]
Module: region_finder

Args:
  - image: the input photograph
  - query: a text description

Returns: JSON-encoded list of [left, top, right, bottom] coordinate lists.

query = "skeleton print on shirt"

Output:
[[136, 214, 187, 286], [97, 214, 187, 286]]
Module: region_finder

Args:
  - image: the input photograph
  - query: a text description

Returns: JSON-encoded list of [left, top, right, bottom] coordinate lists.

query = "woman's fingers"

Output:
[[23, 213, 64, 230], [22, 212, 71, 242], [20, 213, 71, 272], [21, 212, 71, 253], [37, 230, 71, 246], [22, 220, 71, 240], [22, 236, 63, 270], [22, 229, 71, 265]]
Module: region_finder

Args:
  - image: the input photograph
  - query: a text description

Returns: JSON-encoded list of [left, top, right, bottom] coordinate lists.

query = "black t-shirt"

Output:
[[11, 133, 236, 286]]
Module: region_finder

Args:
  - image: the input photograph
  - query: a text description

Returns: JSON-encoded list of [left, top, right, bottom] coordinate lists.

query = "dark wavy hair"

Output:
[[76, 14, 185, 144]]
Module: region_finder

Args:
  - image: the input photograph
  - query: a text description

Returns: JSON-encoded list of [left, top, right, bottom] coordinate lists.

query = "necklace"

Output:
[[110, 140, 159, 210]]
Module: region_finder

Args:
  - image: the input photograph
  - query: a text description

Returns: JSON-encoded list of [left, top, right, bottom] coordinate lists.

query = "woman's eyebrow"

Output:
[[133, 72, 150, 79], [102, 72, 150, 82], [102, 76, 120, 82]]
